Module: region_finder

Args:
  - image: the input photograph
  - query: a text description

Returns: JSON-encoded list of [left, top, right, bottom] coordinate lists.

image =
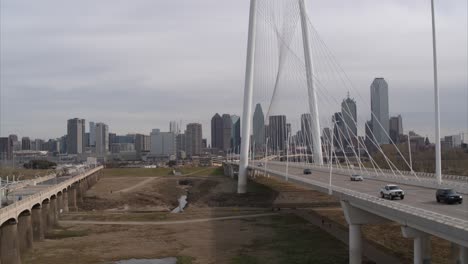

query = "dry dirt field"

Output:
[[22, 167, 454, 264], [24, 167, 349, 264]]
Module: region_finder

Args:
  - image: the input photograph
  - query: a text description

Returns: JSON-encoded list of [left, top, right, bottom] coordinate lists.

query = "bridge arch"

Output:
[[1, 217, 17, 227], [18, 209, 31, 217]]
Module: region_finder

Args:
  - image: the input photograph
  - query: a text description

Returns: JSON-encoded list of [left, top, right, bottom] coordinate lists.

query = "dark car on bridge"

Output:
[[436, 189, 463, 204], [303, 169, 312, 175]]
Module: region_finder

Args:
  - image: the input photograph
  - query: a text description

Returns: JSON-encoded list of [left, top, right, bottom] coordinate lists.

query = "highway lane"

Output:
[[253, 161, 468, 221]]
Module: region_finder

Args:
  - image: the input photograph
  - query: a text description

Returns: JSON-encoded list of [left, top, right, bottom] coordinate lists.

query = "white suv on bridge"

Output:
[[380, 184, 405, 200]]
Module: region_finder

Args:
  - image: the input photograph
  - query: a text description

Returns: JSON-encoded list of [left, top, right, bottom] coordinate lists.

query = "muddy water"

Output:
[[114, 257, 177, 264]]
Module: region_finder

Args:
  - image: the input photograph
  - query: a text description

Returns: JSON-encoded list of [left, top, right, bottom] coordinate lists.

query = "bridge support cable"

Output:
[[259, 19, 388, 180], [306, 27, 410, 180], [246, 0, 419, 187], [306, 19, 420, 180], [328, 119, 335, 195]]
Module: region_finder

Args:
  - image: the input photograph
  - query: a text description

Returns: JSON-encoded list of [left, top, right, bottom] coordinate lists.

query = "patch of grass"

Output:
[[231, 255, 259, 264], [45, 229, 89, 239], [177, 256, 194, 264], [235, 214, 348, 264], [269, 214, 348, 263], [207, 167, 224, 176]]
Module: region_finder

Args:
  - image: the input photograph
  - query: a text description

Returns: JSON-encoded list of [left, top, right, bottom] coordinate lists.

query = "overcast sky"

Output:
[[1, 0, 467, 141]]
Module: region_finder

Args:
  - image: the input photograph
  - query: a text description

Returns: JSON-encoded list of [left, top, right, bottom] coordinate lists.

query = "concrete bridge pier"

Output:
[[69, 186, 78, 211], [57, 193, 64, 215], [41, 200, 50, 232], [77, 182, 84, 204], [461, 246, 468, 264], [49, 196, 58, 227], [31, 205, 44, 241], [0, 219, 22, 264], [18, 211, 33, 254], [62, 190, 69, 213], [84, 178, 89, 190], [340, 200, 388, 264], [401, 226, 431, 264], [454, 244, 468, 264]]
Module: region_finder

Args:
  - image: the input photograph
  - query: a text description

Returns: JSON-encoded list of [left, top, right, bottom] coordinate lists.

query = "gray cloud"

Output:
[[0, 0, 467, 141]]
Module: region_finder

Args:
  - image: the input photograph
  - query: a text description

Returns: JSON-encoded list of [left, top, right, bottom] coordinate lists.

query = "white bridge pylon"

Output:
[[238, 0, 322, 194]]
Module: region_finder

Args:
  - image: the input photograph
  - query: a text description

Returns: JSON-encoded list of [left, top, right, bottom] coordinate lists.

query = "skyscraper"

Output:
[[222, 114, 232, 151], [89, 121, 96, 147], [253, 104, 265, 148], [365, 120, 375, 151], [108, 133, 117, 150], [301, 113, 312, 150], [150, 129, 176, 157], [186, 123, 202, 156], [332, 112, 345, 148], [34, 139, 45, 151], [389, 115, 403, 143], [268, 115, 287, 151], [370, 78, 390, 145], [95, 123, 109, 157], [0, 137, 12, 160], [21, 137, 31, 150], [176, 133, 186, 153], [341, 94, 357, 143], [170, 121, 181, 135], [211, 113, 223, 149], [135, 133, 150, 158], [231, 115, 241, 152], [8, 135, 21, 151], [67, 118, 85, 154]]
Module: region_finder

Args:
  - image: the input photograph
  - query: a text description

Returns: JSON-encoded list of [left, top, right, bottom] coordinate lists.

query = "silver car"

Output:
[[350, 174, 364, 181]]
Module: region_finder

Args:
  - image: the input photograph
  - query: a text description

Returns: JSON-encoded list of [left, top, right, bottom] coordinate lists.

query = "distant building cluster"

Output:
[[211, 113, 240, 153], [1, 77, 466, 165]]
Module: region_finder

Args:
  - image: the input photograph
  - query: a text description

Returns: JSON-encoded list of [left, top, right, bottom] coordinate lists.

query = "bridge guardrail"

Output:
[[7, 173, 58, 192], [0, 166, 103, 225]]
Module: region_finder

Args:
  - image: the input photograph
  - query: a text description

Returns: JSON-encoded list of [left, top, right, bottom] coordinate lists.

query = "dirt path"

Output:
[[59, 212, 279, 226], [116, 177, 156, 193]]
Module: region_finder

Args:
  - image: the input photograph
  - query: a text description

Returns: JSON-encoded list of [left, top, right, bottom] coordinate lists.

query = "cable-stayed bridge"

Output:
[[232, 0, 468, 263]]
